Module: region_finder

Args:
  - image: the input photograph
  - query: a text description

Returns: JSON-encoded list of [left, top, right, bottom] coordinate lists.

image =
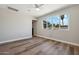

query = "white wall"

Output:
[[36, 5, 79, 45], [0, 8, 34, 43]]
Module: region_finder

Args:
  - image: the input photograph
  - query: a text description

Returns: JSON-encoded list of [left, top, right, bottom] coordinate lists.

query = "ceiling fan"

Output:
[[34, 4, 44, 11]]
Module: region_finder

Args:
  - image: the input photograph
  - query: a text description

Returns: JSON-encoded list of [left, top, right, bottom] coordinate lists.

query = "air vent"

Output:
[[8, 6, 18, 12]]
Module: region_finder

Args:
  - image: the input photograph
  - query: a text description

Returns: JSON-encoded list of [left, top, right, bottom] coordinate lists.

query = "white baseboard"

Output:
[[0, 36, 32, 44], [36, 34, 79, 47]]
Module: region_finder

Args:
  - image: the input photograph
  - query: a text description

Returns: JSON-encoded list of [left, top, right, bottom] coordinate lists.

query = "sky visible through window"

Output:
[[47, 14, 69, 25]]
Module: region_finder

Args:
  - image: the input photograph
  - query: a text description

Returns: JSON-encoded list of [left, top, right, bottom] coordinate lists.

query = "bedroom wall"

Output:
[[36, 5, 79, 45], [0, 8, 34, 43]]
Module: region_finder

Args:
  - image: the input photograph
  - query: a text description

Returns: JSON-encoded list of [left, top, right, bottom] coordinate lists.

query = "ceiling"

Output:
[[0, 4, 72, 17]]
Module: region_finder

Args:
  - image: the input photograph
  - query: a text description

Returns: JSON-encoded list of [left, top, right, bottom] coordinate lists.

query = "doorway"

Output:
[[32, 20, 37, 37]]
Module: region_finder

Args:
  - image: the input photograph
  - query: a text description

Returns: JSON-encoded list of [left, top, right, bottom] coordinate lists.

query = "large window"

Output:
[[43, 14, 69, 30]]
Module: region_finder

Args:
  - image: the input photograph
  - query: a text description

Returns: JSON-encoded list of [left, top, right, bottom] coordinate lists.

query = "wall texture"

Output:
[[0, 8, 34, 43], [36, 5, 79, 45]]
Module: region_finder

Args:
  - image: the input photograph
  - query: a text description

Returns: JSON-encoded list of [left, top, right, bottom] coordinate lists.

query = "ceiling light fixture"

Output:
[[36, 8, 40, 11], [34, 4, 43, 11]]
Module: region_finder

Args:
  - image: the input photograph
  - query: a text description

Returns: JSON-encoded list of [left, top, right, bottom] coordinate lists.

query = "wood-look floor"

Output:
[[0, 36, 79, 55]]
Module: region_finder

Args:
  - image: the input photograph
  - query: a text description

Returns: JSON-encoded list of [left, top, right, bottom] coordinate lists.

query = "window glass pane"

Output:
[[47, 16, 60, 29], [43, 20, 47, 29], [60, 14, 69, 29]]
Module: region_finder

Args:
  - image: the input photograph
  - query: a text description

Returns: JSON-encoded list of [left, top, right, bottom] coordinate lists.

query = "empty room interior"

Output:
[[0, 4, 79, 55]]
